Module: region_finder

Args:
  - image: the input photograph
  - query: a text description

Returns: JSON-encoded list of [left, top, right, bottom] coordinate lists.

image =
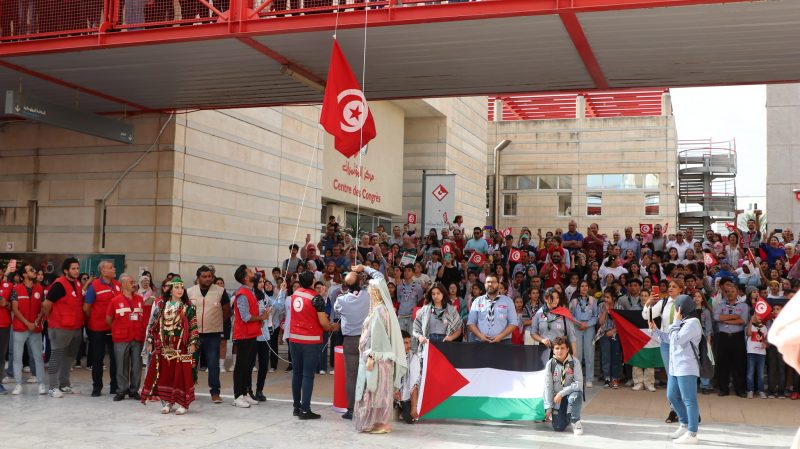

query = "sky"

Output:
[[670, 85, 766, 198]]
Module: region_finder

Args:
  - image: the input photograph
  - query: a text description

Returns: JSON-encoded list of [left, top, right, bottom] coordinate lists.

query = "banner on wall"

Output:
[[422, 174, 456, 234]]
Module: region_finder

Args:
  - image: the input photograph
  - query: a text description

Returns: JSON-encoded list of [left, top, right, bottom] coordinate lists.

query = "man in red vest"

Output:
[[83, 260, 121, 397], [0, 264, 14, 395], [10, 263, 46, 395], [105, 273, 145, 402], [289, 271, 339, 419], [231, 264, 268, 409], [41, 258, 84, 398]]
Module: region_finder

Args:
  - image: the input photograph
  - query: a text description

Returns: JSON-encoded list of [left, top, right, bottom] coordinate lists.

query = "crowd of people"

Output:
[[1, 211, 798, 441]]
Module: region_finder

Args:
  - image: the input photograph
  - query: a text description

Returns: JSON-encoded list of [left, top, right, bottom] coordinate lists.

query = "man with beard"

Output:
[[333, 264, 383, 420], [467, 274, 518, 343]]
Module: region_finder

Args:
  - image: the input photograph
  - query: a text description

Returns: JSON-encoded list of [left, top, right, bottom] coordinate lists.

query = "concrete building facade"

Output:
[[0, 97, 487, 283], [766, 83, 800, 231], [488, 97, 678, 235]]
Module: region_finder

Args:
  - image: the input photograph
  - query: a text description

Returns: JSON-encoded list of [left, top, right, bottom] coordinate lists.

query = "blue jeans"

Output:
[[575, 326, 595, 382], [746, 353, 766, 393], [289, 342, 323, 412], [700, 377, 712, 390], [12, 331, 44, 386], [199, 333, 221, 395], [6, 333, 38, 378], [599, 336, 621, 380], [551, 391, 582, 432], [667, 375, 699, 433], [316, 332, 329, 372]]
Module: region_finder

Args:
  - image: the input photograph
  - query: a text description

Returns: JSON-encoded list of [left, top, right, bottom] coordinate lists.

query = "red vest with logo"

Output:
[[288, 287, 323, 345], [12, 283, 44, 333], [88, 278, 121, 332], [108, 293, 145, 343], [0, 281, 12, 327], [48, 276, 84, 330], [232, 287, 261, 341]]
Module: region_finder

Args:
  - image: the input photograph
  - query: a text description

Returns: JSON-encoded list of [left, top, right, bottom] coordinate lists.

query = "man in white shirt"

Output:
[[666, 231, 692, 261]]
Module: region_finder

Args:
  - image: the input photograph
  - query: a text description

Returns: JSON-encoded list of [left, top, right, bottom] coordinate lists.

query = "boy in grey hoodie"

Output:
[[544, 336, 584, 435]]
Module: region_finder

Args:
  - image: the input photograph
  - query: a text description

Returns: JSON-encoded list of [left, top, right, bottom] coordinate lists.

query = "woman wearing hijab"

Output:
[[140, 277, 199, 415], [648, 294, 702, 445], [353, 278, 408, 434]]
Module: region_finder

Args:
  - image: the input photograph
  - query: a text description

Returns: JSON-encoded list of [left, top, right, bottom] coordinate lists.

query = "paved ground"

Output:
[[1, 357, 797, 448]]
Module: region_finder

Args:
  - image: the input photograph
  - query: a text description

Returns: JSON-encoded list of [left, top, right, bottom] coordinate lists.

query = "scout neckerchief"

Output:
[[578, 296, 590, 314], [486, 295, 499, 324], [557, 357, 569, 386], [431, 305, 445, 321]]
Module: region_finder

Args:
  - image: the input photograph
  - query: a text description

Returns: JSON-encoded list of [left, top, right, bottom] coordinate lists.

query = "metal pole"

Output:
[[420, 169, 427, 234]]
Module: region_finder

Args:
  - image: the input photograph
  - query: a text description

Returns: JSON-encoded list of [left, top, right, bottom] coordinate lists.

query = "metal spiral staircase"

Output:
[[678, 139, 737, 233]]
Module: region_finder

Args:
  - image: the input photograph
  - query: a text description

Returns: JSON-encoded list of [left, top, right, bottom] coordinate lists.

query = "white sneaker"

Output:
[[759, 392, 767, 399], [318, 370, 326, 375], [572, 421, 583, 436], [219, 367, 227, 373], [175, 406, 188, 415], [11, 384, 23, 395], [243, 395, 259, 405], [328, 370, 335, 375], [585, 381, 593, 388], [233, 396, 251, 408], [671, 425, 688, 439], [632, 383, 643, 391], [2, 376, 14, 384], [38, 384, 47, 395], [675, 433, 698, 445], [48, 388, 64, 398], [59, 386, 77, 394], [746, 391, 754, 399], [22, 366, 31, 373], [646, 385, 657, 392], [269, 368, 276, 373], [26, 376, 38, 384]]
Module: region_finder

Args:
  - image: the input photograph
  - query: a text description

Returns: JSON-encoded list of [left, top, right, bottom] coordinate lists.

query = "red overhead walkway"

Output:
[[0, 0, 798, 116]]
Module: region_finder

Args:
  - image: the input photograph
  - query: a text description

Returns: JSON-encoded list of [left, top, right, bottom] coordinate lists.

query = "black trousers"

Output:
[[88, 330, 118, 392], [251, 341, 269, 392], [329, 330, 343, 368], [268, 328, 281, 370], [715, 331, 746, 395], [233, 338, 257, 398], [343, 335, 360, 411]]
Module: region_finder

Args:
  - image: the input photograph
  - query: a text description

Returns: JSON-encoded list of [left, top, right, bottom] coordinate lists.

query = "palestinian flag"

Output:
[[609, 309, 664, 368], [417, 341, 548, 421]]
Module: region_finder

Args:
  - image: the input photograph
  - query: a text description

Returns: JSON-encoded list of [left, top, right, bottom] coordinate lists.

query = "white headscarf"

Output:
[[369, 278, 408, 389]]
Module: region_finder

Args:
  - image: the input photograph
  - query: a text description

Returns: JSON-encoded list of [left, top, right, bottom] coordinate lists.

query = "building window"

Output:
[[645, 194, 660, 216], [587, 194, 602, 216], [503, 193, 517, 216], [558, 194, 572, 217], [504, 175, 571, 190], [586, 173, 660, 190], [503, 175, 535, 190]]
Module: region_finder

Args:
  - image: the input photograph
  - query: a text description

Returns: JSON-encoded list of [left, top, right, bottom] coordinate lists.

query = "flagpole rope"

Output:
[[354, 0, 369, 239], [291, 122, 321, 251]]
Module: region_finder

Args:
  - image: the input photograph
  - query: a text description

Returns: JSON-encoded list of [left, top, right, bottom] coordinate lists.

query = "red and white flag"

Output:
[[754, 297, 772, 321], [509, 248, 522, 263], [639, 223, 653, 235], [500, 227, 512, 238], [724, 222, 737, 233], [703, 252, 717, 267], [468, 252, 485, 267], [441, 243, 453, 255], [320, 40, 377, 158]]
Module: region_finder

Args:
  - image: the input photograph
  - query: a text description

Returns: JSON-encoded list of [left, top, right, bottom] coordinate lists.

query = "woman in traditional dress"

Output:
[[140, 277, 199, 415], [353, 278, 408, 434]]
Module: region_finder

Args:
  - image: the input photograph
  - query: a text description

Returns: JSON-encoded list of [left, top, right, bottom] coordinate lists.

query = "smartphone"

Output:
[[775, 229, 783, 234], [652, 286, 660, 296]]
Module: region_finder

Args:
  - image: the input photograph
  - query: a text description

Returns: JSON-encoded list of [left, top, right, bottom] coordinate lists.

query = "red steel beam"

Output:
[[0, 60, 151, 111], [237, 37, 327, 87], [0, 0, 760, 58], [560, 13, 608, 89]]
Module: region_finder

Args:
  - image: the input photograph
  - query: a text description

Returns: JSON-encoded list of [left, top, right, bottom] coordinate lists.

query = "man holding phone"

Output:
[[0, 261, 17, 395]]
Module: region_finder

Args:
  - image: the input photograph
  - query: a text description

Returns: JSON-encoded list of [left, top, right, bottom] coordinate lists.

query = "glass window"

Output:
[[587, 175, 603, 189], [645, 174, 660, 189], [559, 175, 572, 190], [503, 193, 517, 216], [503, 176, 517, 190], [587, 194, 602, 216], [645, 194, 660, 216], [538, 175, 558, 190], [603, 174, 623, 189], [518, 176, 536, 190], [622, 174, 641, 189], [558, 193, 572, 217]]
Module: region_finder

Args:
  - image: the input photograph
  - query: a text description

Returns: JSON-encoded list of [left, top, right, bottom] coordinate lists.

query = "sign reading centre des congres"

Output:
[[322, 101, 403, 216], [424, 174, 455, 233]]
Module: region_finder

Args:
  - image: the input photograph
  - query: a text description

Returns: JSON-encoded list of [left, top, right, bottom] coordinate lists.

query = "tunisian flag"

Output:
[[320, 40, 377, 158]]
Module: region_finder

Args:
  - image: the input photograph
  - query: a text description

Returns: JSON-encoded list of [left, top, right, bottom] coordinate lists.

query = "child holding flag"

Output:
[[544, 336, 584, 435], [745, 299, 770, 399]]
